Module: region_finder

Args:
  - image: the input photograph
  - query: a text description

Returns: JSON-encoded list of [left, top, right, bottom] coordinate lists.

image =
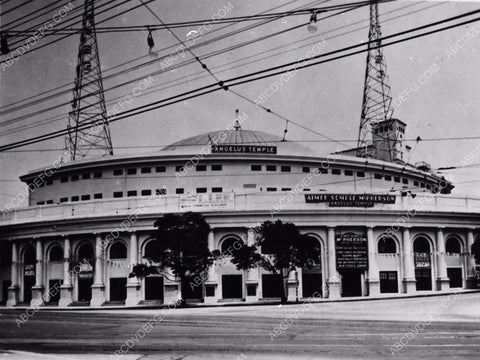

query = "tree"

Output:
[[472, 239, 480, 263], [230, 220, 321, 303], [129, 212, 220, 305]]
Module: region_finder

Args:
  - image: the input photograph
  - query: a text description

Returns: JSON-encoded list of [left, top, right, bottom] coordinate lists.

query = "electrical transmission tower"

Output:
[[65, 0, 113, 161], [357, 1, 394, 161]]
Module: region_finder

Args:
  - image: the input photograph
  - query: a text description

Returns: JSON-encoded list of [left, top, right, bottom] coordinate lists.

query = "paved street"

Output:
[[1, 293, 480, 359]]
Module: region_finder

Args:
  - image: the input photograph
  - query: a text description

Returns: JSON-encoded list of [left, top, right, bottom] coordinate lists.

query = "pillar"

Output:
[[402, 227, 416, 293], [466, 229, 476, 288], [90, 234, 105, 306], [367, 226, 380, 295], [245, 228, 259, 302], [327, 226, 340, 298], [204, 231, 219, 304], [126, 232, 141, 306], [6, 241, 19, 307], [436, 228, 450, 290], [59, 237, 73, 307], [287, 268, 299, 302], [30, 240, 44, 306]]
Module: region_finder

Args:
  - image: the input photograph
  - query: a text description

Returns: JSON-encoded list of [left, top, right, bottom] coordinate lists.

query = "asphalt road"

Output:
[[1, 294, 480, 359]]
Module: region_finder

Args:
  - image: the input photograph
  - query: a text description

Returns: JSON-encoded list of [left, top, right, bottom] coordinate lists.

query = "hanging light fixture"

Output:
[[0, 32, 9, 55], [307, 12, 318, 33], [146, 27, 157, 57]]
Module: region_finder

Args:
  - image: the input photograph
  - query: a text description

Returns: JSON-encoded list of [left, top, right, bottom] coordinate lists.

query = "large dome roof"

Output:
[[161, 129, 314, 157]]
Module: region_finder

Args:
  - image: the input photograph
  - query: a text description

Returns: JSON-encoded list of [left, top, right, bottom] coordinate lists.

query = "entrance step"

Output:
[[69, 301, 90, 307]]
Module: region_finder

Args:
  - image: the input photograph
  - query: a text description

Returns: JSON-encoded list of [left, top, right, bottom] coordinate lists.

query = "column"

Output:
[[436, 227, 450, 290], [30, 240, 44, 306], [245, 227, 259, 302], [327, 226, 340, 298], [367, 226, 380, 295], [126, 232, 141, 306], [466, 229, 476, 288], [6, 241, 19, 307], [402, 227, 416, 293], [90, 234, 105, 306], [287, 268, 299, 302], [59, 237, 73, 307]]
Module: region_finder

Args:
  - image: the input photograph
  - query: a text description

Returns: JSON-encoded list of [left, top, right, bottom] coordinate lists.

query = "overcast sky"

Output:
[[1, 0, 480, 207]]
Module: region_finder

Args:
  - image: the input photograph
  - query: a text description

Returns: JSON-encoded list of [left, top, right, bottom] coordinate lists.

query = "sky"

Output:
[[1, 0, 480, 208]]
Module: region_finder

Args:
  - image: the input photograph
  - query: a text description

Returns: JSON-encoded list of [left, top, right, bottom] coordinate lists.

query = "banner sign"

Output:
[[24, 264, 35, 277], [78, 261, 94, 279], [180, 192, 234, 211], [211, 145, 277, 154], [305, 193, 396, 208], [414, 253, 431, 268], [336, 234, 368, 269]]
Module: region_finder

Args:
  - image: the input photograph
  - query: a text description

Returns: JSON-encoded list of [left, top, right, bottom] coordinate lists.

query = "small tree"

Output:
[[472, 240, 480, 263], [129, 212, 219, 305], [230, 220, 320, 303]]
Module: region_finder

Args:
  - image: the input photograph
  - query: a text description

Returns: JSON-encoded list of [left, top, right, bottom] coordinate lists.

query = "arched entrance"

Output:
[[23, 245, 36, 304], [414, 237, 432, 291], [77, 243, 94, 302], [47, 244, 63, 303], [143, 241, 164, 302], [377, 236, 399, 293], [301, 235, 323, 298]]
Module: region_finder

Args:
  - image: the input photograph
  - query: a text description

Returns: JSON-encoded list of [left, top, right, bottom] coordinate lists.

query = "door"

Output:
[[145, 277, 164, 301], [262, 274, 283, 298], [110, 278, 127, 302], [222, 275, 243, 299], [181, 275, 202, 301], [78, 278, 93, 302], [302, 273, 322, 298], [447, 268, 462, 288], [379, 271, 398, 293], [48, 279, 62, 303], [23, 275, 35, 303], [340, 269, 362, 297], [415, 269, 432, 291]]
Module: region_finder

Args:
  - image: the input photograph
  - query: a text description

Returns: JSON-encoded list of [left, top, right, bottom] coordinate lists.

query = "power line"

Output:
[[2, 0, 66, 29], [0, 0, 34, 17]]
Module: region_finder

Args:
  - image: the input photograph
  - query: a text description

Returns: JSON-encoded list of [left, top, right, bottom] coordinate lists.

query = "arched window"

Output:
[[378, 236, 397, 254], [24, 246, 36, 264], [144, 241, 161, 262], [110, 242, 127, 259], [414, 237, 431, 253], [49, 245, 63, 261], [221, 237, 241, 255], [78, 243, 94, 260], [300, 236, 321, 264], [446, 238, 461, 254]]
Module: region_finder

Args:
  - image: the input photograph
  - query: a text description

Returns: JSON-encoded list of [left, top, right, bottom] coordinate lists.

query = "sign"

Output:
[[78, 261, 94, 279], [305, 193, 396, 208], [336, 234, 368, 269], [180, 192, 234, 211], [211, 145, 277, 154], [24, 264, 35, 277], [414, 253, 431, 268]]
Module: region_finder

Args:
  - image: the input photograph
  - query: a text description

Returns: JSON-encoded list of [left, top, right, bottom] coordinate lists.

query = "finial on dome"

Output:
[[234, 109, 241, 131]]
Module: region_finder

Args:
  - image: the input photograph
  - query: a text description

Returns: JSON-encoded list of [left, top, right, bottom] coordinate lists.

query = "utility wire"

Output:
[[0, 0, 34, 17]]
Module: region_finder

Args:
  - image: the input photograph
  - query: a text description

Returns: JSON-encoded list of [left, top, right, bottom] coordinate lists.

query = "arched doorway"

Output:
[[377, 236, 399, 293], [0, 242, 12, 304], [23, 245, 36, 304], [220, 237, 243, 300], [77, 243, 94, 302], [414, 237, 432, 291], [445, 237, 463, 288], [143, 241, 163, 302], [109, 242, 128, 302], [47, 244, 63, 303], [301, 235, 322, 298]]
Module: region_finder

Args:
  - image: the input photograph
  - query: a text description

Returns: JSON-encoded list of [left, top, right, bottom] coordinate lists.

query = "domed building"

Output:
[[0, 120, 478, 307]]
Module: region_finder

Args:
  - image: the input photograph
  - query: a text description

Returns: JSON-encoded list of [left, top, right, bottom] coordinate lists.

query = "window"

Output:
[[394, 177, 400, 183], [175, 165, 184, 172], [156, 188, 166, 195], [60, 197, 68, 203], [196, 188, 207, 193], [176, 188, 184, 194], [49, 245, 64, 262], [281, 188, 292, 191], [402, 178, 408, 184], [318, 168, 328, 174], [127, 190, 137, 197], [113, 192, 123, 198], [266, 165, 276, 171], [127, 168, 137, 175], [243, 184, 256, 188], [332, 169, 341, 175], [82, 172, 90, 180], [345, 170, 353, 176], [414, 181, 419, 187], [212, 187, 223, 192], [266, 187, 277, 192], [141, 167, 151, 174], [420, 183, 426, 188], [155, 166, 166, 173], [81, 195, 90, 201], [113, 169, 123, 176], [206, 285, 215, 297], [37, 201, 45, 205], [94, 193, 102, 199], [71, 174, 79, 181], [196, 165, 207, 171], [221, 237, 241, 255], [357, 171, 365, 177], [212, 164, 222, 171], [374, 173, 382, 179], [46, 179, 53, 185], [251, 165, 262, 171], [378, 237, 397, 253], [303, 167, 310, 173], [110, 242, 127, 259], [46, 200, 54, 204], [141, 190, 152, 196], [61, 176, 68, 183], [303, 188, 311, 191], [93, 171, 102, 178], [384, 175, 392, 181], [71, 196, 79, 202], [281, 166, 291, 172], [426, 184, 431, 190], [446, 238, 461, 254]]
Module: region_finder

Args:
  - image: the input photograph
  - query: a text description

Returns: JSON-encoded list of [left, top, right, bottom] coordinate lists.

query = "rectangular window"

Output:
[[127, 190, 137, 197], [141, 167, 151, 174], [266, 165, 276, 172], [303, 188, 311, 191], [374, 173, 382, 179], [402, 178, 408, 184], [36, 201, 45, 205], [420, 183, 426, 188], [243, 184, 256, 188], [175, 165, 184, 172], [414, 181, 419, 187], [266, 187, 277, 192], [176, 188, 184, 194], [196, 165, 207, 171], [71, 174, 79, 181], [281, 188, 292, 191], [251, 165, 262, 171], [93, 193, 102, 199], [155, 166, 166, 173], [156, 188, 167, 195], [82, 172, 90, 180], [332, 169, 341, 175], [302, 166, 310, 173], [46, 200, 54, 204], [141, 190, 152, 196], [81, 195, 90, 201], [345, 170, 353, 176], [60, 197, 68, 203], [394, 176, 401, 183], [46, 179, 53, 185], [113, 169, 123, 176], [318, 168, 328, 174], [384, 175, 392, 181], [281, 166, 291, 172], [93, 171, 102, 178], [211, 164, 222, 171], [357, 171, 365, 177], [426, 184, 431, 190], [71, 196, 79, 202], [127, 168, 137, 175], [113, 192, 123, 198], [212, 187, 223, 193], [196, 187, 207, 193]]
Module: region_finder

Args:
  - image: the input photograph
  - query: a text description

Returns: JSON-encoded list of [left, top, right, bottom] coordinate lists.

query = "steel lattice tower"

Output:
[[65, 0, 113, 161], [357, 1, 394, 161]]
